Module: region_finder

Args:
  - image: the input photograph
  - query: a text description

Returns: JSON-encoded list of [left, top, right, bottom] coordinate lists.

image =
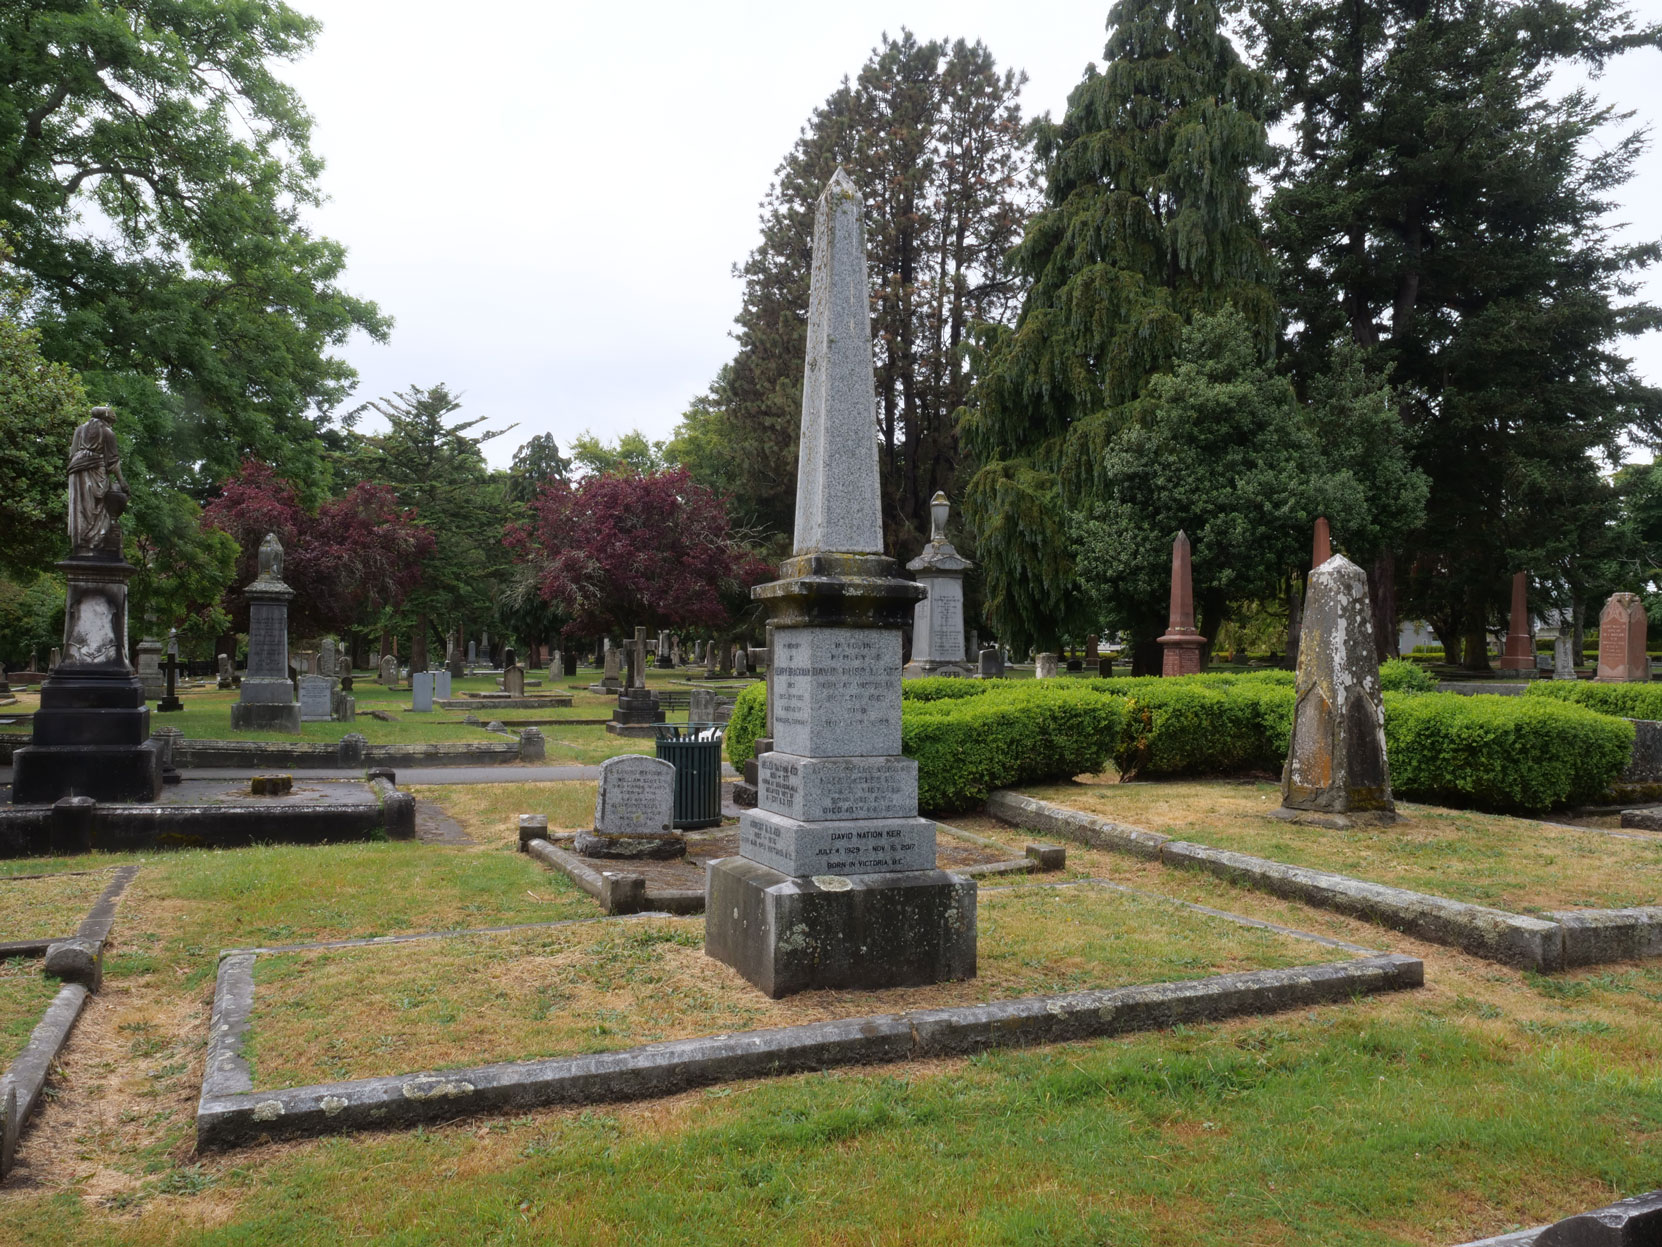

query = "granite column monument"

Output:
[[229, 534, 302, 733]]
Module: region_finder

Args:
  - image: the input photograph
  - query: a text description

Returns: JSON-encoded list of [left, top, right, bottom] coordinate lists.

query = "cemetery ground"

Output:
[[2, 668, 751, 767], [0, 780, 1657, 1242]]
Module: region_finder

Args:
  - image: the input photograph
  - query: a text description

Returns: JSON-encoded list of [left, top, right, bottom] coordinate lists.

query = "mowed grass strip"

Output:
[[0, 957, 62, 1068], [0, 870, 113, 942], [1020, 777, 1662, 912], [409, 780, 598, 848], [242, 884, 1342, 1089]]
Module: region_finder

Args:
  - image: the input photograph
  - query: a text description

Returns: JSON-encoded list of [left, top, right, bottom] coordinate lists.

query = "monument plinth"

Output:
[[11, 407, 163, 804], [903, 492, 974, 678], [229, 534, 302, 734], [705, 169, 976, 999]]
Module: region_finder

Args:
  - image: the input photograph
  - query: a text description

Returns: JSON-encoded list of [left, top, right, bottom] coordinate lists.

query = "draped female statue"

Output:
[[66, 407, 129, 557]]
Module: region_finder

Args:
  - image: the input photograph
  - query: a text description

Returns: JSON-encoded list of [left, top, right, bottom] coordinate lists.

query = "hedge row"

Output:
[[1524, 679, 1662, 721], [727, 667, 1635, 814]]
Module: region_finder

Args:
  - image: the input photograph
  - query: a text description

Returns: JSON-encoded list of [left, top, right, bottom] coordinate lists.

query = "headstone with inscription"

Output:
[[378, 653, 398, 688], [434, 669, 452, 700], [319, 637, 338, 680], [229, 534, 302, 734], [503, 664, 525, 697], [903, 491, 972, 678], [136, 638, 164, 699], [298, 675, 333, 722], [411, 672, 434, 713], [1596, 592, 1650, 683], [978, 647, 1004, 678], [601, 647, 623, 690], [1034, 653, 1058, 679], [705, 169, 976, 999], [575, 754, 682, 859]]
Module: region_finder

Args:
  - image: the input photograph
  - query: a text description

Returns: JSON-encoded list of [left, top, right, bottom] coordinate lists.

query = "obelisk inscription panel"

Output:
[[770, 628, 901, 758]]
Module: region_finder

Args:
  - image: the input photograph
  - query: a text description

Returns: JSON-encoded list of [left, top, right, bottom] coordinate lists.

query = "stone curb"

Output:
[[987, 792, 1577, 969], [526, 837, 703, 915], [194, 953, 1420, 1150], [0, 983, 89, 1178], [1548, 907, 1662, 967]]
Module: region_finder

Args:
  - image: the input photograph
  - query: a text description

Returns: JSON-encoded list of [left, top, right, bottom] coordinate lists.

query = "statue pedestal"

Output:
[[11, 555, 161, 805]]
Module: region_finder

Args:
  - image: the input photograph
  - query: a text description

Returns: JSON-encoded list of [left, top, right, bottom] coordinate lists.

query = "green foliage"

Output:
[[0, 273, 85, 575], [508, 434, 570, 504], [726, 682, 768, 767], [1108, 678, 1292, 780], [961, 0, 1275, 652], [905, 686, 1121, 813], [1525, 680, 1662, 722], [1379, 658, 1435, 695], [0, 572, 64, 668], [1384, 693, 1634, 813], [569, 430, 667, 479]]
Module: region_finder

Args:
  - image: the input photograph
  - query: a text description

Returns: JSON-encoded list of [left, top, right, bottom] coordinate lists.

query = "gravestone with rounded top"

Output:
[[575, 754, 682, 859]]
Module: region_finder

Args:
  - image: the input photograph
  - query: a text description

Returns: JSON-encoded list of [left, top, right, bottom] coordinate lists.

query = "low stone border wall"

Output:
[[172, 734, 541, 770], [0, 781, 411, 857], [0, 864, 137, 1176], [1452, 1187, 1662, 1245], [986, 790, 1662, 971], [196, 909, 1420, 1148]]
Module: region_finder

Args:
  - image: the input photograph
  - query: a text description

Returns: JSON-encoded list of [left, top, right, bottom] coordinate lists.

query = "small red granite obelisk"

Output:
[[1312, 517, 1332, 569], [1158, 530, 1206, 677], [1497, 572, 1535, 676]]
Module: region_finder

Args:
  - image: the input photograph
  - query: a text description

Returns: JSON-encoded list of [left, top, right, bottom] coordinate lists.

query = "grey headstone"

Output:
[[978, 647, 1004, 678], [411, 672, 434, 713], [592, 754, 676, 837], [1034, 653, 1058, 679], [1554, 632, 1578, 680], [1274, 553, 1395, 824], [503, 665, 524, 697], [770, 627, 902, 757], [298, 675, 333, 721], [378, 653, 398, 687], [434, 670, 452, 699]]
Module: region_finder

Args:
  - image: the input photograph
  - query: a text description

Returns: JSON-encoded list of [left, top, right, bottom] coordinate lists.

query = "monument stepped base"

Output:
[[11, 740, 163, 805], [229, 702, 301, 733], [705, 857, 976, 999]]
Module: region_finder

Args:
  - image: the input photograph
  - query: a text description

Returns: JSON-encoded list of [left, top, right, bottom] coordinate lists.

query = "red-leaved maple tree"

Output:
[[203, 460, 434, 635], [507, 468, 770, 640]]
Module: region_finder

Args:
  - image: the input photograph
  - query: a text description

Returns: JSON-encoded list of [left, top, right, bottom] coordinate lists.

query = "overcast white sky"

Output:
[[281, 0, 1662, 471]]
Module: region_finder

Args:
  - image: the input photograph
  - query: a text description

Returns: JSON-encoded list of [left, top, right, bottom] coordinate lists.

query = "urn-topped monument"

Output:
[[11, 408, 163, 803], [229, 534, 302, 733], [704, 169, 977, 998], [903, 492, 973, 678]]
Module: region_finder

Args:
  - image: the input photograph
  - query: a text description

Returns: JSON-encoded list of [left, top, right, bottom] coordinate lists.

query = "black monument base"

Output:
[[704, 857, 977, 999], [229, 702, 302, 733], [12, 740, 163, 804], [157, 696, 183, 713]]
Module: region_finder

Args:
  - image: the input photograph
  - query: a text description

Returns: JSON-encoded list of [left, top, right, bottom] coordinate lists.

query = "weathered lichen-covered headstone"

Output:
[[1272, 553, 1395, 827], [1034, 652, 1058, 679], [1596, 592, 1650, 684], [576, 754, 681, 859], [377, 653, 398, 688], [1554, 633, 1578, 681], [706, 168, 976, 999]]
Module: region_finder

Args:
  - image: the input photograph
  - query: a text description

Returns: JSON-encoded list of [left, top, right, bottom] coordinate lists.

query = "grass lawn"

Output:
[[409, 780, 598, 846], [243, 885, 1338, 1089], [1016, 776, 1662, 913], [0, 784, 1659, 1244], [0, 870, 114, 941], [0, 958, 62, 1068]]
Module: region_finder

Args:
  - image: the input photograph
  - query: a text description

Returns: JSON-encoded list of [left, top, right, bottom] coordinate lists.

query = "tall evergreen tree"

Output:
[[1250, 0, 1662, 665], [959, 0, 1274, 657], [675, 32, 1032, 548]]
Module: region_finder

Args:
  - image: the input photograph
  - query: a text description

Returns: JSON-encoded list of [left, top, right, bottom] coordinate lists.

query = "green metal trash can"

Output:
[[654, 723, 725, 830]]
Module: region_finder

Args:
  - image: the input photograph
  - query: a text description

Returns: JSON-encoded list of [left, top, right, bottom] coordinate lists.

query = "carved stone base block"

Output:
[[229, 700, 302, 733], [705, 857, 977, 999]]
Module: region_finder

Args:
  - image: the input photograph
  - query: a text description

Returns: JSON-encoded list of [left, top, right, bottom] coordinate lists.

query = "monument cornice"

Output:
[[752, 552, 925, 629]]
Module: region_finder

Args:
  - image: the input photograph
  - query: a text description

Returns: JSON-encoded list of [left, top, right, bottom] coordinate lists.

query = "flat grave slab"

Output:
[[197, 881, 1420, 1147], [0, 869, 118, 948]]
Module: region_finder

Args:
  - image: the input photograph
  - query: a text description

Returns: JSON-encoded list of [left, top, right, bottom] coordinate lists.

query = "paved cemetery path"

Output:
[[0, 763, 742, 788]]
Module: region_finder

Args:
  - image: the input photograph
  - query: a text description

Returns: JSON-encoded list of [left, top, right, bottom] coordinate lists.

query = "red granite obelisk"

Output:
[[1312, 517, 1332, 569], [1498, 572, 1535, 676], [1159, 530, 1206, 676]]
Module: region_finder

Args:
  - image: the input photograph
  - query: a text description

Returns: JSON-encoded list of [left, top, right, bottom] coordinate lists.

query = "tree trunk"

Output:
[[1368, 552, 1398, 660], [1431, 622, 1461, 668], [411, 613, 429, 673], [379, 629, 393, 659], [1130, 636, 1161, 677]]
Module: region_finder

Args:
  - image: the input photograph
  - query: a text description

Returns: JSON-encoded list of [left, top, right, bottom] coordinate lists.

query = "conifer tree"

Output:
[[959, 0, 1274, 656]]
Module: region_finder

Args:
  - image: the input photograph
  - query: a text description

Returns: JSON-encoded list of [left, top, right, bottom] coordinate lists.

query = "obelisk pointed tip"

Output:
[[825, 166, 860, 198]]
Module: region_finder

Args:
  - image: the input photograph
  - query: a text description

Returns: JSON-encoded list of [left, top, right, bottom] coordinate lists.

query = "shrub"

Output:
[[1110, 680, 1292, 779], [1525, 680, 1662, 721], [906, 685, 1122, 813], [1379, 658, 1436, 694], [1384, 693, 1633, 812], [725, 681, 767, 766]]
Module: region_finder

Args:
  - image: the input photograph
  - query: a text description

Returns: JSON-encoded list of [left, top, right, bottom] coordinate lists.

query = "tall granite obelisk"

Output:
[[12, 407, 163, 803], [705, 169, 977, 998]]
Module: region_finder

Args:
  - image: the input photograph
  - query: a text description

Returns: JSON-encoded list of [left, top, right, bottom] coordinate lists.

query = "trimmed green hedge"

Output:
[[1385, 693, 1633, 811], [1379, 658, 1436, 694], [1525, 680, 1662, 721], [729, 666, 1635, 814]]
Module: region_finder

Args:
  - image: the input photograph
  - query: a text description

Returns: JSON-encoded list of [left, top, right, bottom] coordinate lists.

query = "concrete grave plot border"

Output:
[[0, 776, 415, 858], [988, 791, 1662, 972], [519, 819, 1066, 916], [194, 881, 1422, 1149], [171, 735, 543, 770], [0, 864, 138, 1177]]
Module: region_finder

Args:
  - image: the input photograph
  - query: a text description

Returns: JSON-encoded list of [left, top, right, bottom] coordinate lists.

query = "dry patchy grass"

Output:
[[0, 869, 115, 942], [408, 780, 597, 849], [0, 958, 61, 1067], [1017, 776, 1662, 912], [243, 886, 1334, 1089]]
